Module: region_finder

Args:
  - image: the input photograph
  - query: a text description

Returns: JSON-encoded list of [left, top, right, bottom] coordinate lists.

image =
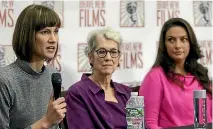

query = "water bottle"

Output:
[[193, 90, 207, 129], [126, 92, 144, 129]]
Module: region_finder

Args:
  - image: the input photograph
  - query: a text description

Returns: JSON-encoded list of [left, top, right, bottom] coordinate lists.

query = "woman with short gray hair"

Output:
[[66, 27, 131, 129]]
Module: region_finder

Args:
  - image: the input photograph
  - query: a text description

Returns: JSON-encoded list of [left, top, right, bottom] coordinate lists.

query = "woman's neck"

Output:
[[29, 60, 45, 73], [89, 73, 112, 91], [174, 61, 187, 75]]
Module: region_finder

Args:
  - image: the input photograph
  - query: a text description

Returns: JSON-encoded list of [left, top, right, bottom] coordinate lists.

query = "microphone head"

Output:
[[51, 73, 62, 84], [51, 73, 62, 99]]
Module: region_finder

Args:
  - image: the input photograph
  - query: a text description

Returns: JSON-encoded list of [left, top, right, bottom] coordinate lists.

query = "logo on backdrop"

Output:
[[79, 0, 106, 27], [77, 43, 91, 72], [48, 45, 62, 72], [198, 40, 212, 66], [0, 45, 6, 67], [0, 45, 16, 67], [120, 0, 145, 27], [157, 1, 180, 26], [193, 1, 212, 26], [0, 0, 14, 28], [120, 42, 143, 69], [34, 0, 64, 27]]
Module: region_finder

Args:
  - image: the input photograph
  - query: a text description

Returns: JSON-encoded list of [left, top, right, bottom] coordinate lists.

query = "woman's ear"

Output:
[[88, 53, 93, 62], [88, 53, 94, 68]]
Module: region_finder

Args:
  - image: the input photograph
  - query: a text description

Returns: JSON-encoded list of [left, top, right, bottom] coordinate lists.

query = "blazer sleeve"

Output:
[[139, 69, 164, 129], [65, 86, 95, 129]]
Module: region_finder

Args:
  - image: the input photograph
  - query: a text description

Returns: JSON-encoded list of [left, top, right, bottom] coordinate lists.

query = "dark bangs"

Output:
[[35, 6, 61, 31]]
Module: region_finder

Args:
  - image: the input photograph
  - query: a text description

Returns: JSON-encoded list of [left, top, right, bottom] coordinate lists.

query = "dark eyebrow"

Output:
[[167, 35, 188, 38], [180, 35, 188, 38], [41, 27, 59, 31], [40, 28, 50, 31], [110, 48, 119, 50], [166, 36, 174, 38], [96, 47, 106, 50]]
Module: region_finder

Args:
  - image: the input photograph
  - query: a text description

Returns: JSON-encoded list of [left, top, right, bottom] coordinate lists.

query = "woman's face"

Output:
[[31, 26, 59, 62], [89, 36, 120, 76], [165, 26, 190, 64]]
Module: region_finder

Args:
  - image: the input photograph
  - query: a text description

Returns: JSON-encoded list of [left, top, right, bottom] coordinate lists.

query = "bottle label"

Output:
[[126, 107, 144, 129]]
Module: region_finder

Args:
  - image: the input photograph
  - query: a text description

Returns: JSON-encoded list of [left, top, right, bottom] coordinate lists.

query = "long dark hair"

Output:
[[153, 18, 212, 94]]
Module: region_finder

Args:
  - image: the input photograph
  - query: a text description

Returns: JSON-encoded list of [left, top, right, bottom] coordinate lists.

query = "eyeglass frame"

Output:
[[94, 48, 121, 58]]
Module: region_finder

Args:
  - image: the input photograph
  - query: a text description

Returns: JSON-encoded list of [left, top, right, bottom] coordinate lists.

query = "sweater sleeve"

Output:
[[0, 77, 33, 129], [65, 86, 95, 129], [139, 68, 164, 129], [0, 77, 12, 129]]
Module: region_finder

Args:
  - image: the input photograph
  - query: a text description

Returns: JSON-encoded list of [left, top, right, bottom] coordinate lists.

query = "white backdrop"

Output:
[[0, 0, 212, 90]]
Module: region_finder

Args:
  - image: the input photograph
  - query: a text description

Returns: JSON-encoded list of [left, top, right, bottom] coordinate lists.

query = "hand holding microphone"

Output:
[[43, 73, 67, 128]]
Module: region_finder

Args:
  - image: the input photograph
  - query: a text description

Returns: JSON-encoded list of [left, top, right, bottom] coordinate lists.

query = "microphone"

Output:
[[51, 73, 62, 129], [51, 73, 62, 100], [51, 73, 68, 129]]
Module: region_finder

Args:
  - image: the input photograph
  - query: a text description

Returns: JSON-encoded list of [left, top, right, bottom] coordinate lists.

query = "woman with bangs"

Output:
[[0, 4, 66, 129]]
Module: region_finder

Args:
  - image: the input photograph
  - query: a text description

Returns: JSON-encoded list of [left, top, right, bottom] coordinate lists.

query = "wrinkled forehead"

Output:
[[95, 36, 118, 49]]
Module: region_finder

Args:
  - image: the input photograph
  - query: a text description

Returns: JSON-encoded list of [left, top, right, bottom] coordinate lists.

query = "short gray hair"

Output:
[[84, 27, 122, 56]]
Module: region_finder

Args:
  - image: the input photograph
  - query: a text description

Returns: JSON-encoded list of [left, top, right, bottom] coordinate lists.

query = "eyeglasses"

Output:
[[95, 48, 120, 58]]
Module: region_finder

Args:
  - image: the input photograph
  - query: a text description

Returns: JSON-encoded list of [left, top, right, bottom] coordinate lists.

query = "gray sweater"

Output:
[[0, 59, 58, 129]]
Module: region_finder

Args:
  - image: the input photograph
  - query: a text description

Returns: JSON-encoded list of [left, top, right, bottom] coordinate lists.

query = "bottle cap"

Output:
[[193, 90, 206, 98], [131, 92, 138, 96]]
